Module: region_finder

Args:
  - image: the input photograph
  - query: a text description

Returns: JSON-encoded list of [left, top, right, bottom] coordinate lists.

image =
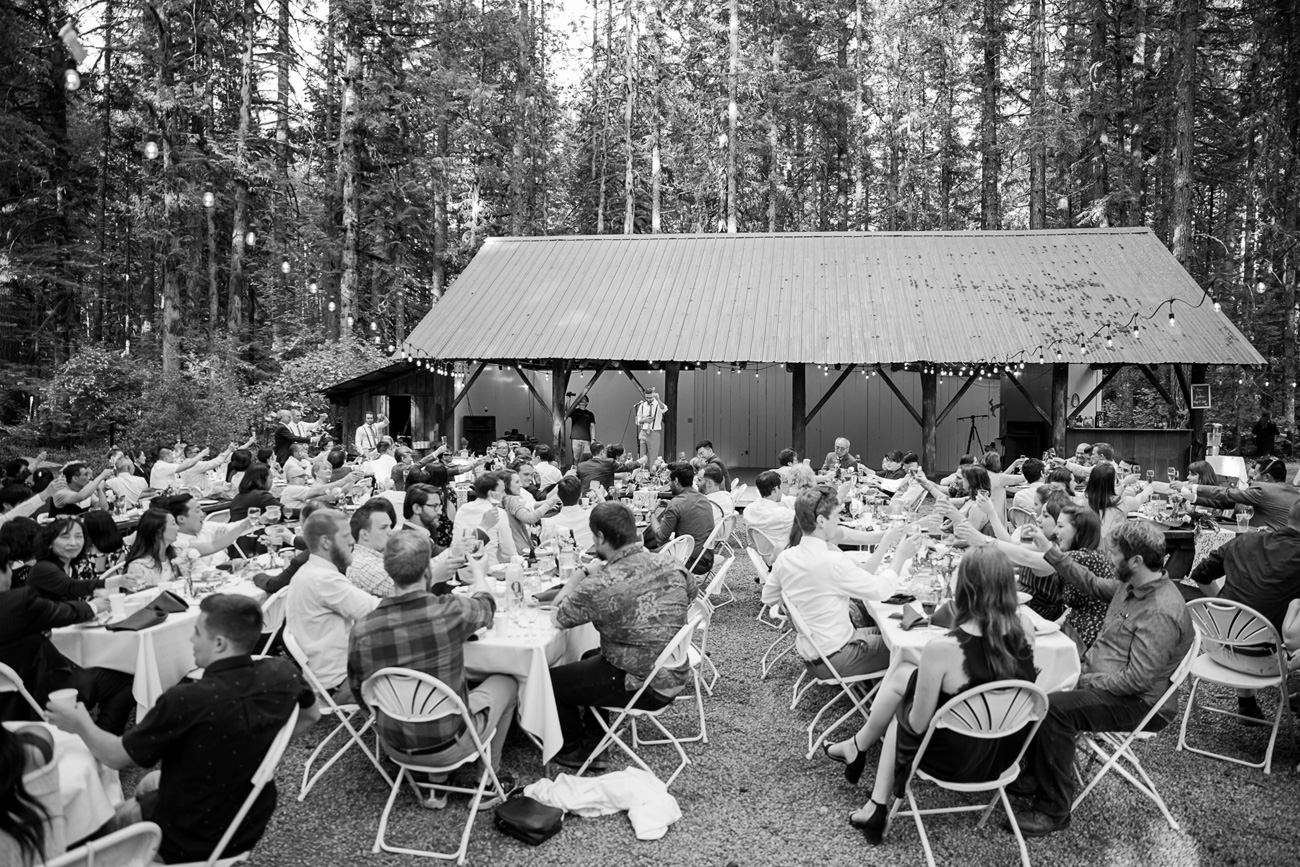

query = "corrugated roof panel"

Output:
[[401, 229, 1264, 367]]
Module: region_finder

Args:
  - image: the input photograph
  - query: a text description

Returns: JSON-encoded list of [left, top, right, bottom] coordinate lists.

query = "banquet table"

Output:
[[50, 581, 267, 716], [4, 721, 123, 855]]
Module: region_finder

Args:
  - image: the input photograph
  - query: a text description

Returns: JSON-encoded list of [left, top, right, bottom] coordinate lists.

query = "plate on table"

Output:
[[1016, 591, 1033, 606], [1033, 618, 1061, 636]]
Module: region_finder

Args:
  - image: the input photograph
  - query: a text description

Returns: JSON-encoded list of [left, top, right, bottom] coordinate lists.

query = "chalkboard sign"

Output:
[[1190, 384, 1211, 410]]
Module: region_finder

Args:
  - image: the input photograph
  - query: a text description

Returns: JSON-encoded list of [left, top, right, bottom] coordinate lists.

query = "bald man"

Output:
[[285, 509, 378, 700], [820, 437, 860, 474]]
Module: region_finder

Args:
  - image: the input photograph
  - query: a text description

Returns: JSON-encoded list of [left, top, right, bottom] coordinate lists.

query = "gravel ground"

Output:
[[126, 552, 1300, 866]]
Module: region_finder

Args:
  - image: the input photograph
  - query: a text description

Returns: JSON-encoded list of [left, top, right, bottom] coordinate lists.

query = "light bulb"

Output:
[[1133, 326, 1140, 339], [370, 321, 378, 331], [1080, 344, 1087, 355], [144, 140, 159, 160], [347, 316, 354, 326], [1038, 354, 1044, 364], [755, 372, 760, 379], [1213, 300, 1221, 312], [245, 231, 255, 246], [1256, 281, 1266, 295], [387, 345, 395, 353], [1168, 311, 1176, 326], [64, 69, 81, 91], [308, 282, 318, 294], [203, 191, 215, 208], [1056, 350, 1063, 360], [280, 260, 290, 274], [327, 301, 336, 312], [1106, 336, 1113, 348]]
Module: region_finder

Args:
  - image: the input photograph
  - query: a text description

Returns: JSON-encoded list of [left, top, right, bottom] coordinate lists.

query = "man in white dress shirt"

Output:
[[541, 477, 595, 550], [743, 471, 794, 561], [290, 407, 327, 440], [286, 509, 379, 700], [106, 457, 148, 508], [1010, 458, 1046, 525], [634, 387, 667, 463], [452, 472, 516, 565], [178, 443, 235, 495], [761, 486, 920, 680], [533, 445, 563, 492], [283, 444, 312, 485], [149, 444, 209, 491], [354, 411, 389, 458], [699, 464, 735, 519], [363, 441, 398, 492]]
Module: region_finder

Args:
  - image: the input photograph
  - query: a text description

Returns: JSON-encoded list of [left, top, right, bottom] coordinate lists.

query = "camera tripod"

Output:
[[959, 414, 989, 455]]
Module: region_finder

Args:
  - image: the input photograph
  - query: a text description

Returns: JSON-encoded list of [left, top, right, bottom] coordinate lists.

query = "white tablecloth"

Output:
[[51, 583, 266, 716], [462, 619, 598, 763], [4, 721, 122, 853]]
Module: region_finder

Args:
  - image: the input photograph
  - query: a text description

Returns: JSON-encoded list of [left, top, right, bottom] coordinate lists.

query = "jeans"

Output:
[[549, 651, 673, 749], [1023, 688, 1166, 817]]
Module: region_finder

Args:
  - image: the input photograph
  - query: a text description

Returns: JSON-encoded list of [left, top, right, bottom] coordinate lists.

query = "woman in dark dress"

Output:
[[825, 547, 1038, 844], [26, 518, 126, 602]]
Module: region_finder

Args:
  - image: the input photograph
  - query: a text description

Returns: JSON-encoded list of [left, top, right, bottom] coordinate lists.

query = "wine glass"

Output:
[[246, 506, 262, 524], [1166, 467, 1177, 484], [264, 505, 282, 525], [1145, 470, 1155, 483]]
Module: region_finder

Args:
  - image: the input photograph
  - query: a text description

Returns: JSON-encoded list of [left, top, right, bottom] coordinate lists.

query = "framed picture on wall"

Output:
[[1190, 384, 1211, 410]]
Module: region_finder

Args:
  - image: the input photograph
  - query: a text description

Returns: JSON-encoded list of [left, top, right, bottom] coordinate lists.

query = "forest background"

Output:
[[1, 0, 1297, 457]]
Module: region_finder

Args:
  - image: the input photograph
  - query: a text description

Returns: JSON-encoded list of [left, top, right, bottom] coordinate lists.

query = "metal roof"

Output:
[[320, 362, 417, 399], [401, 229, 1264, 368]]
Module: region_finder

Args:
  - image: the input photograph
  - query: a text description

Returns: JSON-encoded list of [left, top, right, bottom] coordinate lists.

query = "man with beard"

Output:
[[286, 509, 379, 702], [1012, 520, 1194, 836]]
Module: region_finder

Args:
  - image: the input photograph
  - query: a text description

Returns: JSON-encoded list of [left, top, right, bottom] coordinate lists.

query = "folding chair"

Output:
[[687, 556, 735, 697], [887, 681, 1049, 867], [747, 527, 781, 569], [283, 630, 392, 799], [714, 513, 740, 561], [43, 821, 163, 867], [781, 591, 885, 759], [1007, 506, 1036, 528], [254, 587, 289, 656], [0, 660, 45, 719], [659, 534, 694, 566], [746, 548, 796, 677], [689, 518, 736, 607], [1178, 600, 1294, 773], [1073, 626, 1201, 830], [362, 668, 508, 864], [206, 509, 231, 524], [576, 614, 703, 787]]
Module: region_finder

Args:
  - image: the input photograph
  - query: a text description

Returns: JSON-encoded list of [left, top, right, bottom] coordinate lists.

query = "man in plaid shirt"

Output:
[[347, 531, 517, 773]]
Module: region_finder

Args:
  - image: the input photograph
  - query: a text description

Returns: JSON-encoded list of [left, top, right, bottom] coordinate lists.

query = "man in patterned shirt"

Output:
[[547, 502, 699, 770], [348, 530, 516, 777], [346, 503, 394, 597]]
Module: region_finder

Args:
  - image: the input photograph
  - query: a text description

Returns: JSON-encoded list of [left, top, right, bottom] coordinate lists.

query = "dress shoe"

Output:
[[823, 740, 868, 785], [551, 746, 609, 772], [848, 799, 889, 845], [1010, 808, 1071, 837], [1237, 698, 1269, 726]]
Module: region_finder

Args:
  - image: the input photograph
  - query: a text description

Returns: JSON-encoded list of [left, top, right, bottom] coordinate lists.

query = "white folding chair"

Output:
[[0, 660, 45, 719], [887, 681, 1050, 867], [1073, 626, 1201, 830], [283, 630, 392, 799], [43, 821, 163, 867], [1178, 601, 1294, 773], [1007, 506, 1036, 528], [687, 557, 735, 697], [165, 705, 298, 867], [714, 512, 740, 561], [781, 591, 885, 759], [746, 548, 797, 674], [206, 509, 231, 525], [747, 527, 781, 569], [361, 668, 508, 864], [253, 587, 289, 656], [576, 614, 703, 787], [659, 534, 694, 566], [689, 517, 736, 607]]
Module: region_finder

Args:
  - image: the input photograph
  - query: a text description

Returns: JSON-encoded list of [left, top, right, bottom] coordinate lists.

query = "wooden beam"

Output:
[[1067, 364, 1126, 421], [937, 373, 980, 425], [1136, 364, 1177, 407], [1187, 363, 1207, 466], [1005, 371, 1052, 424], [512, 364, 552, 419], [921, 371, 938, 475], [1051, 363, 1069, 452], [804, 364, 857, 425], [550, 360, 570, 467], [791, 363, 807, 460], [564, 361, 609, 415], [619, 362, 646, 392], [1173, 363, 1192, 407], [876, 366, 923, 427], [447, 362, 487, 414], [663, 362, 680, 462]]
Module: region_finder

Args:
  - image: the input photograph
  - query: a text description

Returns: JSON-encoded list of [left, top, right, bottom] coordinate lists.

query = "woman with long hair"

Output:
[[122, 509, 181, 588], [0, 517, 40, 589], [228, 464, 281, 521], [0, 725, 54, 866], [225, 448, 253, 488], [1083, 463, 1140, 553], [27, 518, 123, 601], [500, 469, 560, 553], [77, 510, 126, 579], [826, 547, 1038, 844]]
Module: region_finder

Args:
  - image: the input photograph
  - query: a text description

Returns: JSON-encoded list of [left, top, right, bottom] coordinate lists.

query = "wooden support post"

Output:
[[564, 361, 609, 415], [663, 362, 680, 462], [876, 366, 923, 426], [513, 364, 553, 419], [804, 364, 857, 425], [550, 360, 570, 467], [921, 371, 938, 475], [618, 362, 646, 392], [447, 362, 487, 414], [1067, 364, 1126, 421], [791, 363, 807, 460], [1136, 364, 1177, 407], [1051, 362, 1069, 453], [1005, 371, 1053, 424], [937, 373, 981, 425], [1187, 363, 1207, 465]]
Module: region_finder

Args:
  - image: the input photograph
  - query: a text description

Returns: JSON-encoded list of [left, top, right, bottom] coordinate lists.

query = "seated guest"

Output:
[[542, 477, 596, 550], [1012, 520, 1194, 835], [452, 473, 516, 564], [878, 450, 906, 480], [179, 443, 235, 494], [105, 457, 148, 508], [46, 595, 319, 863], [79, 510, 126, 578], [889, 454, 929, 511], [699, 464, 735, 519], [402, 483, 455, 550], [159, 494, 254, 567], [502, 469, 560, 554], [325, 448, 352, 483], [28, 518, 125, 602], [534, 445, 563, 492], [576, 443, 618, 495], [225, 448, 253, 490], [1045, 466, 1075, 488], [692, 440, 730, 490], [122, 510, 182, 589], [348, 531, 515, 777], [923, 466, 996, 535], [346, 504, 395, 597], [0, 723, 57, 866], [29, 469, 54, 496], [363, 441, 397, 491], [785, 461, 818, 504], [830, 547, 1038, 843], [515, 463, 545, 501], [0, 549, 133, 733], [1189, 498, 1300, 720], [645, 464, 716, 574], [761, 487, 919, 685], [252, 499, 331, 595], [283, 444, 312, 485], [229, 465, 281, 520], [149, 444, 208, 491], [1182, 457, 1300, 532], [939, 454, 977, 488], [0, 518, 40, 589], [1010, 458, 1046, 520], [49, 463, 111, 517], [775, 448, 799, 485], [820, 437, 860, 474], [286, 510, 379, 699], [743, 471, 794, 561], [1082, 463, 1142, 554], [547, 503, 698, 769], [1, 484, 45, 522], [280, 465, 360, 515]]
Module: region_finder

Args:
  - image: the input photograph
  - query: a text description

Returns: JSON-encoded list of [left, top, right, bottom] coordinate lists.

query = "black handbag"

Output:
[[493, 795, 564, 846]]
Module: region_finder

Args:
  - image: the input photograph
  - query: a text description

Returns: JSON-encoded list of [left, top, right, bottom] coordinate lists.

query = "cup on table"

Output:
[[109, 594, 126, 619], [1236, 506, 1252, 532], [48, 688, 79, 712]]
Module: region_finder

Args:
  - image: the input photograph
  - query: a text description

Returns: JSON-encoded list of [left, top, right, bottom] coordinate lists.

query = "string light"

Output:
[[64, 69, 80, 91], [245, 231, 256, 247], [1167, 309, 1176, 327], [1212, 299, 1221, 313], [370, 321, 378, 331], [280, 260, 290, 275], [1132, 325, 1140, 339], [1056, 349, 1063, 360], [327, 301, 336, 312], [1106, 336, 1113, 348], [144, 140, 159, 160], [347, 315, 354, 326], [308, 281, 318, 294], [203, 191, 215, 208]]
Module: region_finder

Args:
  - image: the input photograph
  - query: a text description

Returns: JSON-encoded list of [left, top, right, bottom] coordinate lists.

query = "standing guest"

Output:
[[0, 549, 134, 734], [290, 408, 327, 440], [699, 464, 735, 519], [49, 463, 111, 517], [149, 445, 208, 492], [534, 445, 563, 492], [1182, 458, 1300, 531], [354, 411, 390, 459], [122, 510, 182, 589], [27, 518, 125, 602], [105, 457, 148, 508], [634, 387, 668, 463], [502, 470, 561, 554], [645, 464, 716, 574], [452, 473, 516, 564], [45, 595, 319, 864], [346, 504, 395, 598], [271, 410, 312, 466], [286, 510, 379, 700], [693, 441, 730, 491], [1012, 521, 1194, 836], [0, 518, 40, 589], [1252, 409, 1280, 457], [542, 477, 595, 550], [567, 396, 596, 465], [576, 443, 618, 494], [820, 438, 860, 474], [546, 503, 698, 769], [743, 471, 795, 559], [347, 532, 514, 778]]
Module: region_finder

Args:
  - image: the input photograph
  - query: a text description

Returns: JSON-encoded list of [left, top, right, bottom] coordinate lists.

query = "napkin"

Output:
[[105, 589, 189, 631], [929, 601, 956, 629], [900, 602, 928, 630]]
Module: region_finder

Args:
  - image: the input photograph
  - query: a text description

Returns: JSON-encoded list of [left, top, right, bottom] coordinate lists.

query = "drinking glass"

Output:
[[246, 506, 262, 524], [509, 580, 527, 626], [1166, 467, 1177, 484], [1236, 505, 1252, 532], [264, 505, 281, 525], [1145, 470, 1155, 482]]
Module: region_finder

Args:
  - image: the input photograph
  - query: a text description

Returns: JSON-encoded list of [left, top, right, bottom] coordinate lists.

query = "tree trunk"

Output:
[[510, 0, 530, 235], [1028, 0, 1046, 229], [851, 0, 865, 228], [979, 0, 1002, 229], [725, 0, 738, 233], [767, 35, 781, 232], [1170, 0, 1197, 266], [94, 0, 115, 342], [649, 9, 661, 232], [227, 0, 256, 335], [1126, 0, 1148, 227], [1089, 0, 1109, 227], [622, 0, 636, 234], [274, 0, 292, 346], [339, 6, 362, 340]]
